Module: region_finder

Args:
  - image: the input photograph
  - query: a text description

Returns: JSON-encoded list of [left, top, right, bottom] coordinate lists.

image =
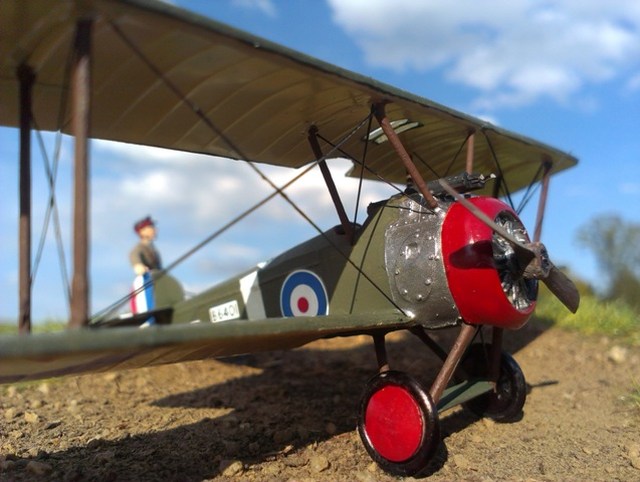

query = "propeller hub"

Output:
[[491, 211, 538, 312], [522, 242, 552, 280]]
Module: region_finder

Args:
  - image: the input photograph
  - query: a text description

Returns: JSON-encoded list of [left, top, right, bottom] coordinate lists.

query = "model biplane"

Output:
[[0, 0, 580, 476]]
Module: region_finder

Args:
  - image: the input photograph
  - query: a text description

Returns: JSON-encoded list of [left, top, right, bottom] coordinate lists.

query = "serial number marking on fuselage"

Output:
[[209, 300, 240, 323]]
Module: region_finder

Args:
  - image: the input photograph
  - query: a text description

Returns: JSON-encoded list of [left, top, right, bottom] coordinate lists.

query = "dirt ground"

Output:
[[1, 319, 639, 481]]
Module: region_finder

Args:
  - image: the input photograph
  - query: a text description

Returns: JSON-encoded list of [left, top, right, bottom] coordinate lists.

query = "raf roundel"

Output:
[[280, 270, 329, 317]]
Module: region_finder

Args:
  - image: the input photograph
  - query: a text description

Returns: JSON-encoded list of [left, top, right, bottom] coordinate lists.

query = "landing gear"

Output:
[[358, 370, 440, 477], [358, 326, 528, 476], [459, 343, 527, 422]]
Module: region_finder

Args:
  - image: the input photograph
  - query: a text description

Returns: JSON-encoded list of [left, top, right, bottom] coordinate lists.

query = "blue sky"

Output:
[[1, 0, 639, 321]]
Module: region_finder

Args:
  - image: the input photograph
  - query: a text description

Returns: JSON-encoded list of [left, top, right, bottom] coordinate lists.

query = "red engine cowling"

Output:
[[441, 197, 537, 329]]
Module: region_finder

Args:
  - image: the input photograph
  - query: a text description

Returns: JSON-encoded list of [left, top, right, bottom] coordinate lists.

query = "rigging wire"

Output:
[[314, 136, 440, 222], [316, 133, 409, 199], [515, 163, 545, 215], [352, 106, 374, 230], [29, 37, 76, 311], [92, 162, 317, 321], [31, 125, 71, 306], [91, 112, 394, 318], [95, 124, 406, 321], [31, 127, 54, 279], [481, 129, 514, 209], [102, 19, 407, 318], [443, 131, 473, 177], [243, 119, 407, 315], [411, 151, 442, 179]]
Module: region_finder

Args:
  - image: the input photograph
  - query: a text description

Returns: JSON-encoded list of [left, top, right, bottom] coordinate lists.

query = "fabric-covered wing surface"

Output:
[[0, 0, 577, 191]]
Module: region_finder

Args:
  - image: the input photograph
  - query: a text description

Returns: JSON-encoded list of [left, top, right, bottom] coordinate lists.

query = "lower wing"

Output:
[[0, 314, 409, 384]]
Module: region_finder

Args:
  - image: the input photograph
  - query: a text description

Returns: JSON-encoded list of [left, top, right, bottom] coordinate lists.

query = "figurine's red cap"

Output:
[[134, 216, 155, 233]]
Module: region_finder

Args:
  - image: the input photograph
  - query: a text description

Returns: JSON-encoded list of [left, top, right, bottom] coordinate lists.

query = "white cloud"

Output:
[[6, 137, 396, 318], [626, 72, 640, 92], [231, 0, 276, 17], [93, 141, 388, 236], [93, 140, 392, 233], [619, 182, 640, 195], [85, 140, 394, 313], [327, 0, 640, 108]]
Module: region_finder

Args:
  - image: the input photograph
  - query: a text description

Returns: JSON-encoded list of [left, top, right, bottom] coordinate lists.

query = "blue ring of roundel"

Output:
[[280, 270, 329, 317]]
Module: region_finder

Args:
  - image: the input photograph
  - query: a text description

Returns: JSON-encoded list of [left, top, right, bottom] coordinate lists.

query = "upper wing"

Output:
[[0, 0, 577, 192], [0, 314, 408, 384]]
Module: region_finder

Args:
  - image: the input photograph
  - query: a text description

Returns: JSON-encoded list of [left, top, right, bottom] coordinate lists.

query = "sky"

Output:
[[1, 0, 639, 322]]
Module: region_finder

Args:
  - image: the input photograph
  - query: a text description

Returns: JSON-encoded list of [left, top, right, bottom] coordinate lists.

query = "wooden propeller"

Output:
[[438, 179, 580, 313]]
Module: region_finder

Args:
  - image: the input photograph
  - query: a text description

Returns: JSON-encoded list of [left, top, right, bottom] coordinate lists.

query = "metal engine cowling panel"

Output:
[[385, 196, 459, 329]]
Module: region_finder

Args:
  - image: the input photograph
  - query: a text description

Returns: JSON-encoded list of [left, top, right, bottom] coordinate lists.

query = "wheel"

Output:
[[460, 344, 527, 422], [358, 371, 440, 476]]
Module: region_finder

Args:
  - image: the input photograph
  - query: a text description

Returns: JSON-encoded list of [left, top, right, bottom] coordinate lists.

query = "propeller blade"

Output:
[[438, 178, 536, 264], [542, 264, 581, 313]]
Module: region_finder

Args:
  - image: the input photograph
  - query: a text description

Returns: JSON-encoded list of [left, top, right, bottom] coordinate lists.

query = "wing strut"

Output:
[[465, 132, 475, 174], [69, 19, 93, 329], [533, 159, 552, 242], [18, 65, 35, 335], [308, 126, 355, 241], [373, 103, 440, 210]]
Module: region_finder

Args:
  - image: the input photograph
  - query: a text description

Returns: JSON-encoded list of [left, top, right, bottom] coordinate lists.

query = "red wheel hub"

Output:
[[364, 384, 424, 462]]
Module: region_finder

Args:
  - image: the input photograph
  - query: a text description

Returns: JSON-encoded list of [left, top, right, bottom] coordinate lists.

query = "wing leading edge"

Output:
[[0, 0, 577, 192], [0, 314, 410, 384]]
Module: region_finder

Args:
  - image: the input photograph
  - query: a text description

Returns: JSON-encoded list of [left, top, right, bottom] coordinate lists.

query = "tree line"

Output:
[[577, 214, 640, 311]]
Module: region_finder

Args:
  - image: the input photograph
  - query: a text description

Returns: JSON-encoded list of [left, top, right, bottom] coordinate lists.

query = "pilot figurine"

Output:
[[130, 216, 162, 275]]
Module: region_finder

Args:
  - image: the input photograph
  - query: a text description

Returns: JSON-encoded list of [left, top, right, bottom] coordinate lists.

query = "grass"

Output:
[[0, 323, 16, 335], [0, 320, 66, 335], [534, 289, 640, 346], [630, 381, 640, 411]]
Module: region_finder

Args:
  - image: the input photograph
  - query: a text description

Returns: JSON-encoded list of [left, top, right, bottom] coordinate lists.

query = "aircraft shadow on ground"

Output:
[[15, 319, 553, 481]]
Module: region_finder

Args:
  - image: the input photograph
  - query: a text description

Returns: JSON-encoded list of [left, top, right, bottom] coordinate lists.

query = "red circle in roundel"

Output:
[[280, 270, 329, 317], [297, 297, 309, 313]]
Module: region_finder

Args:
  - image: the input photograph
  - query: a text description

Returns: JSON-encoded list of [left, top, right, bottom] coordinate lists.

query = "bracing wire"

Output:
[[515, 163, 545, 214], [352, 106, 374, 230], [91, 112, 386, 320], [31, 126, 71, 306], [443, 131, 473, 177], [316, 133, 407, 198], [30, 37, 76, 311], [99, 19, 408, 319], [412, 151, 442, 179], [481, 130, 514, 208], [92, 162, 318, 321], [314, 135, 439, 222]]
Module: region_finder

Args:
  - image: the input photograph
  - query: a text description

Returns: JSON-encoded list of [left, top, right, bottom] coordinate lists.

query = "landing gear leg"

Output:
[[460, 330, 527, 422], [373, 332, 389, 373], [429, 323, 479, 405]]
